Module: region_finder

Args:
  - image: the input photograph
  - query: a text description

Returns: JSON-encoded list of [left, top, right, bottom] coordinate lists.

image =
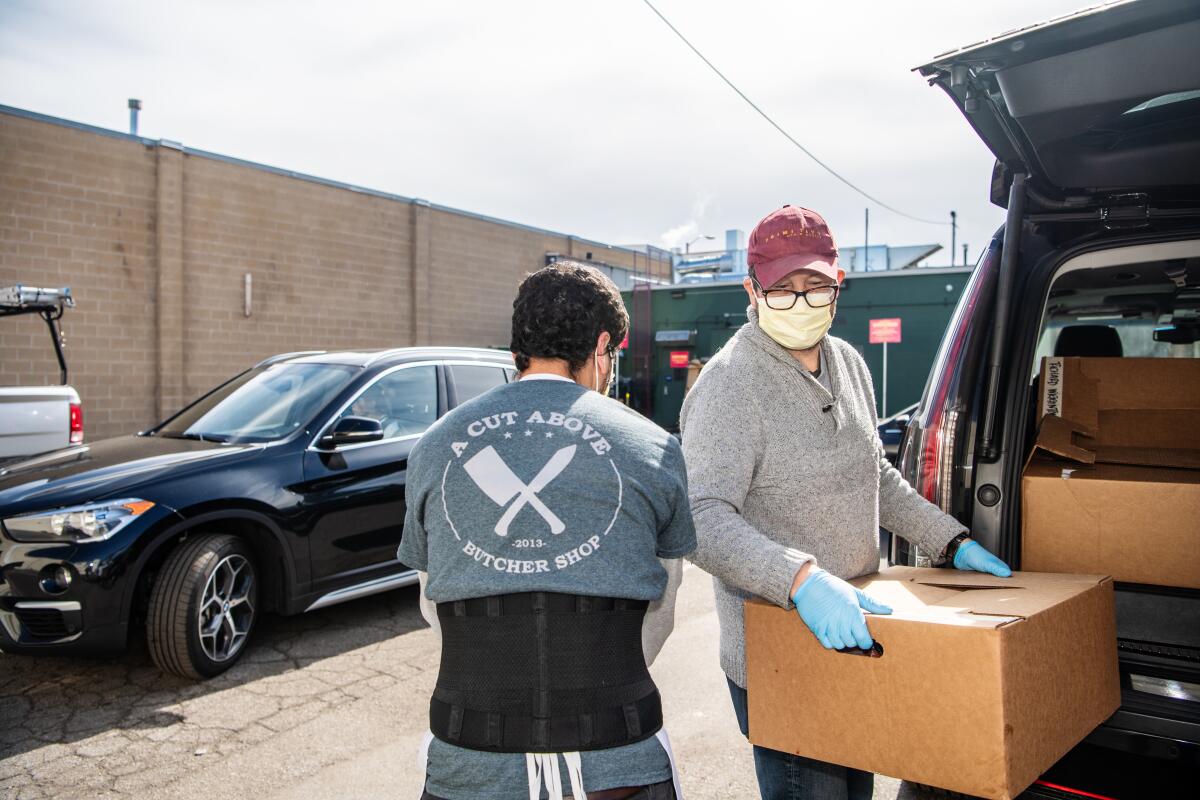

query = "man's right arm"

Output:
[[680, 376, 814, 609]]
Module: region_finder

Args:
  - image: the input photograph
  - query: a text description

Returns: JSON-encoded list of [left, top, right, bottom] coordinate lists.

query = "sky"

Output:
[[0, 0, 1090, 267]]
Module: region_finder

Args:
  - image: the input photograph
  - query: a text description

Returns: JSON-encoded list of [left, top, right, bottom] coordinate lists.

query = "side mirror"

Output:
[[319, 415, 384, 449]]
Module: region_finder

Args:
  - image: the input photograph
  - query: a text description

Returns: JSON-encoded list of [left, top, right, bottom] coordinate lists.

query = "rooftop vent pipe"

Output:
[[128, 98, 141, 136]]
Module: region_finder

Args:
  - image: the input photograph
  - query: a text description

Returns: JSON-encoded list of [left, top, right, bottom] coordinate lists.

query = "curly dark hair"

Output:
[[510, 261, 629, 373]]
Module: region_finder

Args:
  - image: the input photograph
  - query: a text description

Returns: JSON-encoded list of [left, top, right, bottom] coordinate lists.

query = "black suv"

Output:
[[0, 347, 514, 678], [901, 2, 1199, 796]]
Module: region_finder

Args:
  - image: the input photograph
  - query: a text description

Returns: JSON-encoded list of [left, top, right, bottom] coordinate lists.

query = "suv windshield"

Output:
[[154, 363, 357, 444]]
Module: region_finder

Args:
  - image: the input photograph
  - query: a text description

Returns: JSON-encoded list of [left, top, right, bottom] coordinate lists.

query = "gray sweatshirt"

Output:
[[679, 308, 966, 687]]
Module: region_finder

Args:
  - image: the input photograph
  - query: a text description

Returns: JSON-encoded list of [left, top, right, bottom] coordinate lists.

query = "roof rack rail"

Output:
[[0, 285, 74, 313], [254, 351, 327, 368], [363, 345, 509, 367]]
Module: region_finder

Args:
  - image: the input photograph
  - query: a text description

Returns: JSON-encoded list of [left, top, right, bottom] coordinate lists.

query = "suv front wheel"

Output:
[[147, 533, 258, 679]]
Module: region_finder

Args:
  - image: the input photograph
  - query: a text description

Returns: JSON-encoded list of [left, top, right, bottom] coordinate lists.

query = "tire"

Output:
[[146, 533, 258, 679]]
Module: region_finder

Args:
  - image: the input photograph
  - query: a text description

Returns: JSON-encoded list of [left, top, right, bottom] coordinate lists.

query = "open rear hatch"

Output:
[[916, 0, 1200, 213]]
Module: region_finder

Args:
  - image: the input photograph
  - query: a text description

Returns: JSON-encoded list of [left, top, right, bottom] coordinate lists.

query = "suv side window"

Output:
[[450, 364, 508, 405], [339, 365, 437, 439]]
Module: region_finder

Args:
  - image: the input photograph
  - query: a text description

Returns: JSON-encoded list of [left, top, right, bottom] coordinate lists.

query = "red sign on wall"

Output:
[[669, 351, 691, 369], [869, 318, 902, 344], [619, 334, 629, 350]]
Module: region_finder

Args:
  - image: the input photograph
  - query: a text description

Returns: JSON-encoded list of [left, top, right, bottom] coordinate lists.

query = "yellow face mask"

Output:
[[757, 301, 833, 350]]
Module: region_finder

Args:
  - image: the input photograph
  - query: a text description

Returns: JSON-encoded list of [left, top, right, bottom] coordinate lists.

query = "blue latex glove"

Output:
[[791, 568, 893, 650], [953, 539, 1012, 577]]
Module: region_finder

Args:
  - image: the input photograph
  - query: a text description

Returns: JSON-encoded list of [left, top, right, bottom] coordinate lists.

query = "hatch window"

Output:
[[1032, 257, 1200, 377], [1122, 90, 1200, 115]]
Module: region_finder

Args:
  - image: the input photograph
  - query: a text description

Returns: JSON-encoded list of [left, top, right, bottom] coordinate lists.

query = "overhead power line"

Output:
[[640, 0, 952, 227]]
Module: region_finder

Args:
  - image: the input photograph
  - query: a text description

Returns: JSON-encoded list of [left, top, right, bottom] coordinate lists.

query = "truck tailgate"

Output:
[[0, 386, 78, 458]]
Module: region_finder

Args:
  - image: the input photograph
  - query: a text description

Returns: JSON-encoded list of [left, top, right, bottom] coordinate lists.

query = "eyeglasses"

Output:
[[755, 281, 840, 310]]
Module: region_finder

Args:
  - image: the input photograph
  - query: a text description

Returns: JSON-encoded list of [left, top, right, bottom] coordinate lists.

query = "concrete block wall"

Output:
[[0, 112, 159, 438], [0, 107, 671, 441]]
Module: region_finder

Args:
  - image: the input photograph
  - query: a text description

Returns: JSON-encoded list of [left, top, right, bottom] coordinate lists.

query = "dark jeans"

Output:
[[421, 778, 676, 800], [727, 678, 874, 800]]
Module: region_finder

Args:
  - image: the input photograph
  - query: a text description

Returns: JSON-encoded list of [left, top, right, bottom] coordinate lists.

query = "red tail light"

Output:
[[914, 407, 957, 508], [1032, 780, 1116, 800], [899, 246, 998, 514], [69, 402, 84, 444]]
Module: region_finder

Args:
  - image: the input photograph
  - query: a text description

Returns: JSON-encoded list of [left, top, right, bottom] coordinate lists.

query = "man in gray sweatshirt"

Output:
[[680, 205, 1011, 800]]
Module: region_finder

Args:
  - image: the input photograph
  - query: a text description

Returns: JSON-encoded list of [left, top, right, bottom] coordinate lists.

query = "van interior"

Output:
[[1028, 247, 1200, 722]]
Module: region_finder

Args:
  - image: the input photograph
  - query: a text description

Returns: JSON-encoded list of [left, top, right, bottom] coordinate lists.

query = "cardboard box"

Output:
[[746, 567, 1119, 800], [1023, 357, 1200, 589]]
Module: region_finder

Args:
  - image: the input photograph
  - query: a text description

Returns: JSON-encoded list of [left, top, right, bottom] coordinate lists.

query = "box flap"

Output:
[[849, 567, 1108, 627], [1035, 358, 1200, 471], [1029, 417, 1200, 471], [1031, 415, 1097, 465], [867, 565, 1107, 588]]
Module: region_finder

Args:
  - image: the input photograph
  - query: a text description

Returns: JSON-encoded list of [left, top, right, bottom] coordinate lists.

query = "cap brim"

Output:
[[754, 253, 844, 287]]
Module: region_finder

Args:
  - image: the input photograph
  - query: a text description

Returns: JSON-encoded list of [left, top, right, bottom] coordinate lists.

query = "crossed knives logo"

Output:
[[463, 444, 576, 537]]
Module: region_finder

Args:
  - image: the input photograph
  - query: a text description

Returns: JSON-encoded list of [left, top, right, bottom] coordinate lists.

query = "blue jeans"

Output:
[[727, 678, 874, 800]]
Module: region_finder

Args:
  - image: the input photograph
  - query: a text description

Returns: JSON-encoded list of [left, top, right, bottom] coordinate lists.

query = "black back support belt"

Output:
[[430, 591, 662, 753]]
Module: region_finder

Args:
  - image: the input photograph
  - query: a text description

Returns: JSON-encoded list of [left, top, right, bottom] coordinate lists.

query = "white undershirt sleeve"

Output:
[[642, 557, 683, 667], [418, 572, 441, 641]]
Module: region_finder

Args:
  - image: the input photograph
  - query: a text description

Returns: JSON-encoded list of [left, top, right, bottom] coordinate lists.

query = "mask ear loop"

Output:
[[751, 278, 773, 314], [597, 347, 616, 396], [594, 338, 613, 395]]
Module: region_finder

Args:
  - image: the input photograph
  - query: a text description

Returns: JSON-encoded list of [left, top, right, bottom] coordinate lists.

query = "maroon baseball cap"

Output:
[[747, 205, 843, 288]]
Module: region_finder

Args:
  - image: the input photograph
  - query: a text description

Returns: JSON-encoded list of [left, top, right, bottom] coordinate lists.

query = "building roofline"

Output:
[[0, 103, 662, 262], [625, 265, 975, 293], [844, 265, 973, 279]]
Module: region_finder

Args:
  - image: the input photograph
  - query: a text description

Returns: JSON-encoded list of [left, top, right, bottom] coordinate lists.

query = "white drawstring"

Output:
[[420, 732, 683, 800], [525, 752, 540, 798], [655, 728, 684, 800], [563, 751, 586, 799], [546, 753, 563, 800], [525, 751, 586, 800]]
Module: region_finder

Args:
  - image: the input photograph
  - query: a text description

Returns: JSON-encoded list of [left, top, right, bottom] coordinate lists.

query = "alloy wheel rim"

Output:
[[197, 554, 254, 662]]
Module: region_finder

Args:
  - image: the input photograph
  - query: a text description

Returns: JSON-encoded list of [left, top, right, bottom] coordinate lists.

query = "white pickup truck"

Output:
[[0, 285, 83, 461]]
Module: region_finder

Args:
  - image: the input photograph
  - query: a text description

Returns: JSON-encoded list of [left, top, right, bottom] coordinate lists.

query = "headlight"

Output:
[[2, 498, 156, 543]]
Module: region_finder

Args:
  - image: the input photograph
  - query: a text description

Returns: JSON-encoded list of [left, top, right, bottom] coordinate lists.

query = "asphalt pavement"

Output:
[[1, 564, 915, 799]]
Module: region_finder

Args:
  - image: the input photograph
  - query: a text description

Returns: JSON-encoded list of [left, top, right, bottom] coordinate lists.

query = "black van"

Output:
[[900, 2, 1200, 797]]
